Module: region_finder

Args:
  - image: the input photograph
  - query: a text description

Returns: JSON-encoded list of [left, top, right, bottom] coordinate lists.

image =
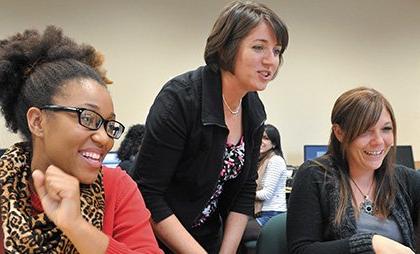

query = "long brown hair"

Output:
[[327, 87, 397, 225]]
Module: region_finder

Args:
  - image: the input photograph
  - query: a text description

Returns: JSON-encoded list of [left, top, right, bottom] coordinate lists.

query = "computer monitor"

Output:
[[396, 145, 415, 169], [102, 151, 121, 168], [0, 149, 6, 157], [304, 145, 328, 162]]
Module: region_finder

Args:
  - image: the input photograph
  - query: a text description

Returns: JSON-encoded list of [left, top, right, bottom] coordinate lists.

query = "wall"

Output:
[[1, 0, 419, 166]]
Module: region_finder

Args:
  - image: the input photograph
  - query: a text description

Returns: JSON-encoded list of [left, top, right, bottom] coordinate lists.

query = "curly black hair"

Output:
[[0, 25, 110, 141], [117, 124, 146, 161]]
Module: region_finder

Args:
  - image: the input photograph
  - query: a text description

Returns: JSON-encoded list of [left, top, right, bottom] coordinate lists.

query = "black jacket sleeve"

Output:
[[287, 163, 375, 254], [132, 80, 191, 223]]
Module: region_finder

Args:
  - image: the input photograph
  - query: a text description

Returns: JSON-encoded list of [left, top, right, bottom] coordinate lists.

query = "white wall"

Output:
[[1, 0, 419, 166]]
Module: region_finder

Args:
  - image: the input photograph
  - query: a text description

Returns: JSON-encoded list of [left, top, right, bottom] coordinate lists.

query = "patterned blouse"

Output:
[[193, 137, 245, 227]]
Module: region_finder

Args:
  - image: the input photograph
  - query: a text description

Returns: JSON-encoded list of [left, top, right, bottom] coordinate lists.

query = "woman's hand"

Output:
[[372, 235, 414, 254], [32, 166, 83, 231], [32, 166, 110, 254]]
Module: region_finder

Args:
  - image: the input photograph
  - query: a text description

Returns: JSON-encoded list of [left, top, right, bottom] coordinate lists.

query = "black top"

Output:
[[287, 155, 420, 254], [132, 66, 266, 230], [118, 160, 134, 175]]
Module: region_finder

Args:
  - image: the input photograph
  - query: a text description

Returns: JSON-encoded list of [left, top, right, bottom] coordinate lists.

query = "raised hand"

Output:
[[32, 166, 83, 232]]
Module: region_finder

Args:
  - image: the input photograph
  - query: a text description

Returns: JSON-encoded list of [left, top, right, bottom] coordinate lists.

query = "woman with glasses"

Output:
[[132, 1, 288, 253], [0, 26, 162, 253]]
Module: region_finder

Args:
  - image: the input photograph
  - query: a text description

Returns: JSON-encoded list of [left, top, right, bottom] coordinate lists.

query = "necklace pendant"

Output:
[[360, 198, 374, 215]]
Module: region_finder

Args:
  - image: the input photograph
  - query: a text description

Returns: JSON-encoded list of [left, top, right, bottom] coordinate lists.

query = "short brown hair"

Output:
[[204, 1, 288, 73]]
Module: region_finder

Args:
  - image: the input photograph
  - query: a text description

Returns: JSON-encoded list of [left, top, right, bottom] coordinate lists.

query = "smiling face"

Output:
[[231, 21, 281, 93], [260, 131, 274, 154], [40, 79, 115, 184], [345, 108, 394, 173]]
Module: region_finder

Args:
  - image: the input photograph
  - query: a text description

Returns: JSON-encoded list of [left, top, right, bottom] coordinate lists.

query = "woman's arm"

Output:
[[131, 81, 204, 251], [132, 81, 190, 222], [151, 215, 206, 254], [218, 127, 264, 253], [287, 163, 355, 254], [406, 167, 420, 253], [226, 125, 264, 217], [34, 167, 163, 254], [219, 212, 249, 254], [416, 170, 420, 253], [256, 156, 287, 201], [372, 235, 414, 254]]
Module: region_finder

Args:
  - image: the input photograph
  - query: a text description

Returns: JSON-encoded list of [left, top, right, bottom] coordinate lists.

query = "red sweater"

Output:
[[101, 167, 163, 254], [0, 167, 162, 254]]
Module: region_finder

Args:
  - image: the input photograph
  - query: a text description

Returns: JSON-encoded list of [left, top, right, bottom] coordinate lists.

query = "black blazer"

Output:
[[133, 65, 266, 229]]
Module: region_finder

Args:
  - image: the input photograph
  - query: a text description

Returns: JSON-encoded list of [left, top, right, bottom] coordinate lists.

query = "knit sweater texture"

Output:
[[287, 155, 420, 254]]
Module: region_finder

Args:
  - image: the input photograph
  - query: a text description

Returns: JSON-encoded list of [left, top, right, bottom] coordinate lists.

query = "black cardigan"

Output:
[[132, 65, 266, 229], [287, 155, 420, 254]]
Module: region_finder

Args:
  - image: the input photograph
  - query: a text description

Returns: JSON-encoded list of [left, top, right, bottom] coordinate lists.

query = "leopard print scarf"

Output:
[[0, 142, 105, 254]]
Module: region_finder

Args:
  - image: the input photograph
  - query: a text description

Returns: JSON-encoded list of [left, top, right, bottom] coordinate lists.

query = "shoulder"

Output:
[[295, 155, 338, 183], [102, 166, 136, 191], [270, 154, 285, 163], [170, 66, 207, 85], [152, 66, 207, 114], [268, 155, 286, 168], [394, 164, 418, 176], [394, 165, 420, 188], [160, 66, 206, 94]]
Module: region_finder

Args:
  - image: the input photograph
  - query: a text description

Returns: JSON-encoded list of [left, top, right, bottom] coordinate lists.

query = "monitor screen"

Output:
[[102, 151, 121, 168], [396, 145, 415, 169], [304, 145, 328, 162], [0, 149, 6, 157]]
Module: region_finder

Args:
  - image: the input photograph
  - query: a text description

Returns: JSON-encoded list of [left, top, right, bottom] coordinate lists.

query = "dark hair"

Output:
[[117, 124, 146, 161], [0, 25, 110, 141], [264, 124, 284, 158], [204, 0, 288, 73], [327, 87, 397, 224]]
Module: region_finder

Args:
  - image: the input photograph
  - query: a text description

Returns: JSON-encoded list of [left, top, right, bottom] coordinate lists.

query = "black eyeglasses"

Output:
[[40, 105, 125, 139]]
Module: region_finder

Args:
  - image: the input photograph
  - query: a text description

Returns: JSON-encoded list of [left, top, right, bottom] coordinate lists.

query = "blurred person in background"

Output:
[[255, 123, 288, 226]]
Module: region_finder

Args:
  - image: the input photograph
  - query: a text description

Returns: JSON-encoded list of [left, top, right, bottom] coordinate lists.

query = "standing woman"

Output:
[[0, 26, 162, 254], [287, 87, 420, 254], [255, 124, 288, 226], [132, 1, 288, 253]]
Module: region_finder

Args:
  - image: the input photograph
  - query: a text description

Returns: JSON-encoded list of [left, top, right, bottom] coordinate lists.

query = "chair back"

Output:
[[256, 212, 288, 254]]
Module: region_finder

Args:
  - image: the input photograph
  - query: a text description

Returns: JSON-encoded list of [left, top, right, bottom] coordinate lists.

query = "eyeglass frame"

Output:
[[39, 104, 125, 139]]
